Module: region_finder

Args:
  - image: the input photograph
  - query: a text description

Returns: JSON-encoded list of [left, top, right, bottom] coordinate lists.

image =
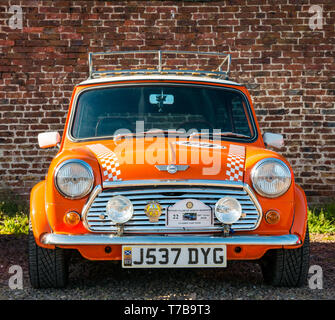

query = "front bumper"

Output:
[[41, 233, 301, 246]]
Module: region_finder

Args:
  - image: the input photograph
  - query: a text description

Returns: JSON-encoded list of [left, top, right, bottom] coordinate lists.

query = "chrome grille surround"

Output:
[[82, 180, 262, 234]]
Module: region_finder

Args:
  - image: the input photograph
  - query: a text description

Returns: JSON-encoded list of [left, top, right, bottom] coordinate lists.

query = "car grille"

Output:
[[84, 186, 261, 234]]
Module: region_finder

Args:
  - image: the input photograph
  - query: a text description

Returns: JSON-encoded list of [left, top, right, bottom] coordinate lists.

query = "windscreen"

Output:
[[71, 85, 254, 140]]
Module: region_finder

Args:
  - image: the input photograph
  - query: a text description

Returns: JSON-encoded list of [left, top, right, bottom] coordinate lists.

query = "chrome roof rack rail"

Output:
[[88, 50, 231, 80]]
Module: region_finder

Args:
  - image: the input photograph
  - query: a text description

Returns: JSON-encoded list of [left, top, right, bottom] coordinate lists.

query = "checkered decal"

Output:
[[225, 145, 245, 182], [86, 144, 122, 182]]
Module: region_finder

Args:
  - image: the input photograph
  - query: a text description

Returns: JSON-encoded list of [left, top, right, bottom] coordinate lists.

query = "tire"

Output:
[[28, 221, 69, 288], [259, 226, 310, 287]]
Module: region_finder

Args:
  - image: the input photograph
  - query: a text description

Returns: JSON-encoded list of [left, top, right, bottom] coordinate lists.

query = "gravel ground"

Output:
[[0, 234, 334, 300]]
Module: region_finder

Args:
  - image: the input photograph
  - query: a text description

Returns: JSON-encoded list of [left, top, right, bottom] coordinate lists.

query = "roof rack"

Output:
[[88, 50, 231, 80]]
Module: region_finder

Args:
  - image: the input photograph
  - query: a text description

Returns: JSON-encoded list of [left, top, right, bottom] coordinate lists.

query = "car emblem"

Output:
[[144, 201, 162, 223], [155, 164, 189, 174], [186, 201, 193, 209], [167, 164, 178, 174]]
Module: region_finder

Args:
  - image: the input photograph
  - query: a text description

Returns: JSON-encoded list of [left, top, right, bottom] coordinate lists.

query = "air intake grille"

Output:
[[84, 186, 261, 234]]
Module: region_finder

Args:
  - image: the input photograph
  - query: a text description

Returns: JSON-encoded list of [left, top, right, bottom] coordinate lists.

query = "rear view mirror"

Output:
[[149, 93, 174, 105], [263, 132, 284, 149], [38, 132, 61, 149]]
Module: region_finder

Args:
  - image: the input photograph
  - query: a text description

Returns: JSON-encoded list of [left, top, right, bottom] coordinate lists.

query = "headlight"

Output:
[[55, 160, 94, 199], [215, 196, 242, 224], [251, 158, 291, 198], [106, 195, 133, 224]]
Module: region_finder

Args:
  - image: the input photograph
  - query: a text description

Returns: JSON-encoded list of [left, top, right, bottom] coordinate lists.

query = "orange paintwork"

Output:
[[30, 78, 308, 260], [30, 181, 53, 249]]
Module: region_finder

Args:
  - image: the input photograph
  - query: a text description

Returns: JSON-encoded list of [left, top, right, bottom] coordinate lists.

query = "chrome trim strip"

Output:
[[86, 219, 259, 226], [81, 228, 256, 233], [41, 233, 301, 246], [243, 183, 263, 224], [92, 197, 254, 205], [82, 184, 102, 230], [102, 179, 244, 189], [94, 194, 252, 201], [94, 187, 248, 196]]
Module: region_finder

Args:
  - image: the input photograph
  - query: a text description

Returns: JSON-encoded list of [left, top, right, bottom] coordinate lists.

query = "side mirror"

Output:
[[263, 132, 284, 149], [38, 132, 61, 149]]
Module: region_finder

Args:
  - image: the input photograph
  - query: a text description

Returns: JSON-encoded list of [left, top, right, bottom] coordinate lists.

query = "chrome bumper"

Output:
[[41, 233, 301, 246]]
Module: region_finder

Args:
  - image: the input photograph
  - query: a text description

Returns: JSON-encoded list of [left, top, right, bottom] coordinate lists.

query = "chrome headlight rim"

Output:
[[54, 159, 94, 200], [251, 158, 292, 198]]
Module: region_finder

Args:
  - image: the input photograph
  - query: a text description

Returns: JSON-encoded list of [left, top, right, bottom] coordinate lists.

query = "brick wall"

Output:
[[0, 0, 334, 205]]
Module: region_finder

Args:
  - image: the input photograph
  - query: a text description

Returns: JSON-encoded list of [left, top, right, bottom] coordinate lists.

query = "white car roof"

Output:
[[79, 74, 242, 87]]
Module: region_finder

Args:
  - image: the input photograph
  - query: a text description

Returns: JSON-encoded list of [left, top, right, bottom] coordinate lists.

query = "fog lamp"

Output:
[[106, 195, 133, 224], [215, 196, 242, 224]]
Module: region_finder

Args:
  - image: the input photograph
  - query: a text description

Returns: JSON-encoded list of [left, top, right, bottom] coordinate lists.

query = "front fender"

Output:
[[30, 181, 54, 249], [284, 184, 308, 249]]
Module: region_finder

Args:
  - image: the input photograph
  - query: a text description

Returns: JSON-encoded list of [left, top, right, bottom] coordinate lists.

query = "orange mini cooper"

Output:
[[28, 51, 309, 288]]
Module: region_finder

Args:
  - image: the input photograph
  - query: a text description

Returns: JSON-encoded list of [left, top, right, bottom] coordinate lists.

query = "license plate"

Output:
[[122, 245, 226, 268], [166, 199, 213, 228]]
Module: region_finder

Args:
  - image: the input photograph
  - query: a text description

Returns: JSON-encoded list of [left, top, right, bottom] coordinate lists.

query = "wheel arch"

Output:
[[30, 181, 55, 249], [284, 184, 308, 249]]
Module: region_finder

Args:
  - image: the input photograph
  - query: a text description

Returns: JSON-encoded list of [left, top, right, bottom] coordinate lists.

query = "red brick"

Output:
[[0, 1, 334, 205]]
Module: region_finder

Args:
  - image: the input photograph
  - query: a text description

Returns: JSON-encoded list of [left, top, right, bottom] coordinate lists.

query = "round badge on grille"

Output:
[[167, 164, 178, 174], [186, 201, 193, 209], [144, 201, 162, 223]]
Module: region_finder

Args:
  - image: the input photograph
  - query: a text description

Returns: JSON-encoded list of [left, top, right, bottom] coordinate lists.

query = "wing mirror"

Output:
[[38, 132, 61, 149], [263, 132, 284, 149]]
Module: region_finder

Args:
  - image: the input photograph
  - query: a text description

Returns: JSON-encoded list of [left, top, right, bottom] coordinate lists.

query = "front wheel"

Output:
[[28, 222, 69, 288], [259, 227, 310, 287]]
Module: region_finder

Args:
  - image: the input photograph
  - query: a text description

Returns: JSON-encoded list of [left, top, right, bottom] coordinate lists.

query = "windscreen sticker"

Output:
[[86, 144, 122, 182], [174, 141, 226, 149], [225, 145, 245, 182]]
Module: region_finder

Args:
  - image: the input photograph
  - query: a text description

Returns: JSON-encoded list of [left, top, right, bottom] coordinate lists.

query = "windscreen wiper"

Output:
[[113, 130, 187, 142], [189, 131, 251, 139]]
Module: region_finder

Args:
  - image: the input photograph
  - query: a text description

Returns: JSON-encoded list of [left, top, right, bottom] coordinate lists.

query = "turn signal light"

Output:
[[265, 210, 280, 225], [64, 211, 81, 226]]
